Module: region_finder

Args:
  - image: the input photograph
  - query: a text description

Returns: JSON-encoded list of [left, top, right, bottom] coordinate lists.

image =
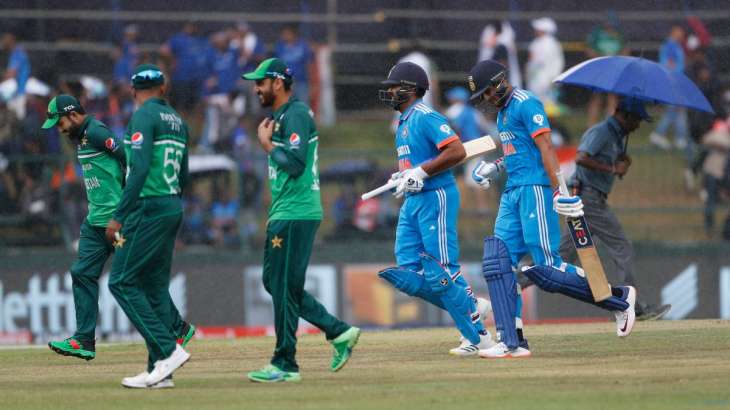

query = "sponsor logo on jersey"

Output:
[[131, 132, 144, 146], [532, 114, 544, 126], [440, 124, 453, 135], [289, 133, 300, 146], [105, 137, 116, 150]]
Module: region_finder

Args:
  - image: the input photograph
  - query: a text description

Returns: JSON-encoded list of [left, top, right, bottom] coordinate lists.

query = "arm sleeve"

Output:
[[423, 114, 460, 150], [577, 128, 608, 157], [178, 123, 190, 195], [88, 126, 126, 167], [270, 111, 311, 178], [519, 98, 551, 138], [113, 112, 154, 223]]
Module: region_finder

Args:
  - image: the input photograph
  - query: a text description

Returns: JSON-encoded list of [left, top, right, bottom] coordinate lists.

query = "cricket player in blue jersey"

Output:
[[468, 60, 637, 358], [377, 62, 495, 356]]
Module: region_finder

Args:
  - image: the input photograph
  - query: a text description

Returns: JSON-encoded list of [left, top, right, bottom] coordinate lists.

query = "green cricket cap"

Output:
[[42, 94, 83, 129], [131, 63, 165, 89], [242, 58, 293, 84]]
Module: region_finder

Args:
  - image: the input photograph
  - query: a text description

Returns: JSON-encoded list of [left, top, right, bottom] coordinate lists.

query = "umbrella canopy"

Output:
[[554, 56, 714, 113]]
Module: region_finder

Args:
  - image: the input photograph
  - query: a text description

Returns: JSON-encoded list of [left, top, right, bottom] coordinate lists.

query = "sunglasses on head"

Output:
[[131, 69, 163, 82]]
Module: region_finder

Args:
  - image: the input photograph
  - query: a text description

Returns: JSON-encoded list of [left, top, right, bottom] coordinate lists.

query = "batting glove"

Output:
[[393, 166, 427, 198], [471, 158, 504, 190], [553, 189, 584, 218]]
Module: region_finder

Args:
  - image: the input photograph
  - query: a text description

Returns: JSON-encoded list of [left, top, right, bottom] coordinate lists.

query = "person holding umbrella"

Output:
[[559, 98, 672, 320]]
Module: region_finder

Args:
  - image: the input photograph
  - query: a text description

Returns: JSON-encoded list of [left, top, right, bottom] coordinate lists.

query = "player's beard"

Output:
[[62, 122, 82, 141], [257, 86, 275, 107]]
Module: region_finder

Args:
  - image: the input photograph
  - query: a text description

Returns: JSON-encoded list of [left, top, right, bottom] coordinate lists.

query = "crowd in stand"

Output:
[[2, 14, 730, 247]]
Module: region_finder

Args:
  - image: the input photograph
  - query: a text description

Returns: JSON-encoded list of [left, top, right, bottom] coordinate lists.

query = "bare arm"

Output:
[[534, 132, 560, 189], [576, 151, 630, 177], [421, 139, 466, 176]]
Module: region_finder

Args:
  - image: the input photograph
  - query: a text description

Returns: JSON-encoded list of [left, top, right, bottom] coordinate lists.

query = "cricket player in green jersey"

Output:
[[105, 64, 191, 388], [42, 95, 194, 362], [243, 58, 361, 383]]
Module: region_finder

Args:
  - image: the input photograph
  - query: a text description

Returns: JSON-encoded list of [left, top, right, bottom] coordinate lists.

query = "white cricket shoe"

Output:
[[614, 286, 636, 337], [478, 342, 531, 359], [122, 372, 175, 389], [449, 332, 496, 356], [145, 344, 190, 386]]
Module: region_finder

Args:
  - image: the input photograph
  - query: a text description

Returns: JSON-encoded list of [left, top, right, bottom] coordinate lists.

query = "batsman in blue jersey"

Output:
[[468, 60, 637, 358], [377, 62, 495, 356]]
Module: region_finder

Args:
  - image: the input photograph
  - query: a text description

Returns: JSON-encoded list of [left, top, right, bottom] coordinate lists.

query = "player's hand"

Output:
[[614, 155, 631, 177], [257, 117, 275, 152], [393, 167, 427, 198], [105, 219, 122, 244], [471, 159, 504, 190], [553, 190, 584, 218]]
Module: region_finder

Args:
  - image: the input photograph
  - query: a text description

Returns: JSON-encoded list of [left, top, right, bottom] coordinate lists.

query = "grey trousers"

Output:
[[558, 187, 637, 288]]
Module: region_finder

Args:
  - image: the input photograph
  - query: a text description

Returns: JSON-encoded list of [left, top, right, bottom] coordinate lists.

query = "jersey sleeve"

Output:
[[88, 124, 125, 166], [271, 109, 311, 178], [113, 110, 154, 223], [577, 127, 609, 157], [519, 98, 551, 139], [422, 113, 460, 150]]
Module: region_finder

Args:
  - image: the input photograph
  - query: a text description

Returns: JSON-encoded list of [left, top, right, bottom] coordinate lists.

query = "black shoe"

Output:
[[636, 304, 672, 321]]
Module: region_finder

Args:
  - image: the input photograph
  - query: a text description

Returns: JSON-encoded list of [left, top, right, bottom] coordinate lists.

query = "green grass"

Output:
[[2, 321, 730, 410]]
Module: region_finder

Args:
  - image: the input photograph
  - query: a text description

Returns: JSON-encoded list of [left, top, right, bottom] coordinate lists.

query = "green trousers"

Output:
[[108, 197, 184, 371], [263, 219, 350, 372], [71, 219, 185, 345]]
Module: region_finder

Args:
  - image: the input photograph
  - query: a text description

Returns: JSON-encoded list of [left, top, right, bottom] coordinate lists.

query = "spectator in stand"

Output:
[[210, 186, 240, 247], [526, 17, 563, 106], [649, 25, 690, 154], [201, 31, 241, 152], [700, 119, 730, 240], [478, 21, 521, 88], [274, 25, 314, 105], [230, 21, 266, 118], [585, 15, 627, 126], [1, 32, 31, 120], [160, 22, 211, 114], [112, 25, 140, 86]]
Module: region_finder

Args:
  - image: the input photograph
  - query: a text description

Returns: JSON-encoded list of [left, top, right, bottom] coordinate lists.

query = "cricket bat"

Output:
[[557, 171, 612, 302], [361, 135, 497, 200]]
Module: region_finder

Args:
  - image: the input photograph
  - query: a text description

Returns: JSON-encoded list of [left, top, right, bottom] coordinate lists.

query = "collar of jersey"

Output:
[[76, 115, 94, 139], [606, 116, 626, 138], [273, 96, 297, 119], [400, 98, 423, 122]]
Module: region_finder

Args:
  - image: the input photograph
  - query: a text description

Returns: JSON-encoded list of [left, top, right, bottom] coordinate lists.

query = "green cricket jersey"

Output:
[[114, 98, 189, 223], [268, 97, 322, 221], [75, 116, 125, 227]]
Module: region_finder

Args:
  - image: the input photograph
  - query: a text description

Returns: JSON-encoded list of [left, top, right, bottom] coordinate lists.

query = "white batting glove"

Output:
[[553, 189, 584, 218], [393, 166, 427, 198], [471, 158, 504, 190]]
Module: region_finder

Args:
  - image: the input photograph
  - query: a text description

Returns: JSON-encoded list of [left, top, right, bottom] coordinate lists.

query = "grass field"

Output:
[[1, 321, 729, 410]]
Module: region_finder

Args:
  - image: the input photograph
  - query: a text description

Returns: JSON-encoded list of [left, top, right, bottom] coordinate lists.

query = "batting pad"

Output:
[[522, 265, 629, 311], [482, 236, 519, 349], [378, 266, 445, 310], [421, 253, 481, 345]]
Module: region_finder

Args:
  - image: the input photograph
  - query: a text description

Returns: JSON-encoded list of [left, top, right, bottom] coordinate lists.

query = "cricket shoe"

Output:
[[122, 372, 174, 389], [48, 337, 95, 361], [614, 286, 636, 337], [145, 344, 190, 386], [450, 332, 496, 356], [177, 322, 196, 348], [649, 132, 671, 150], [636, 304, 671, 321], [330, 326, 361, 372], [247, 365, 301, 383], [478, 342, 532, 359]]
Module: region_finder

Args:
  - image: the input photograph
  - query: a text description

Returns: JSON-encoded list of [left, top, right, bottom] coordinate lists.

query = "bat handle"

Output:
[[556, 171, 570, 196], [361, 179, 398, 200]]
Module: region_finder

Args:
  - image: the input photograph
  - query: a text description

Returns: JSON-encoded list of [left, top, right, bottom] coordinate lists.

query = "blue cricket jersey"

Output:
[[395, 100, 459, 192], [497, 88, 552, 189]]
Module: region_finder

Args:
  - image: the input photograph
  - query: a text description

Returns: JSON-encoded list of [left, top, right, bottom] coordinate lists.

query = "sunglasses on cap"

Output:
[[131, 69, 164, 82]]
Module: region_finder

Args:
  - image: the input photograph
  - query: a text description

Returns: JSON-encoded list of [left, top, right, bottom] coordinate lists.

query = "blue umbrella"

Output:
[[554, 56, 714, 113]]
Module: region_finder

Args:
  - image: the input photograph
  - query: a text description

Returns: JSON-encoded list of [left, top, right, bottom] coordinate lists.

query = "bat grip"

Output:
[[361, 179, 398, 200]]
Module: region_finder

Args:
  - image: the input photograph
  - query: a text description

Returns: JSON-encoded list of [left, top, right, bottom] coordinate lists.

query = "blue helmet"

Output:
[[467, 60, 510, 108], [379, 62, 429, 110]]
